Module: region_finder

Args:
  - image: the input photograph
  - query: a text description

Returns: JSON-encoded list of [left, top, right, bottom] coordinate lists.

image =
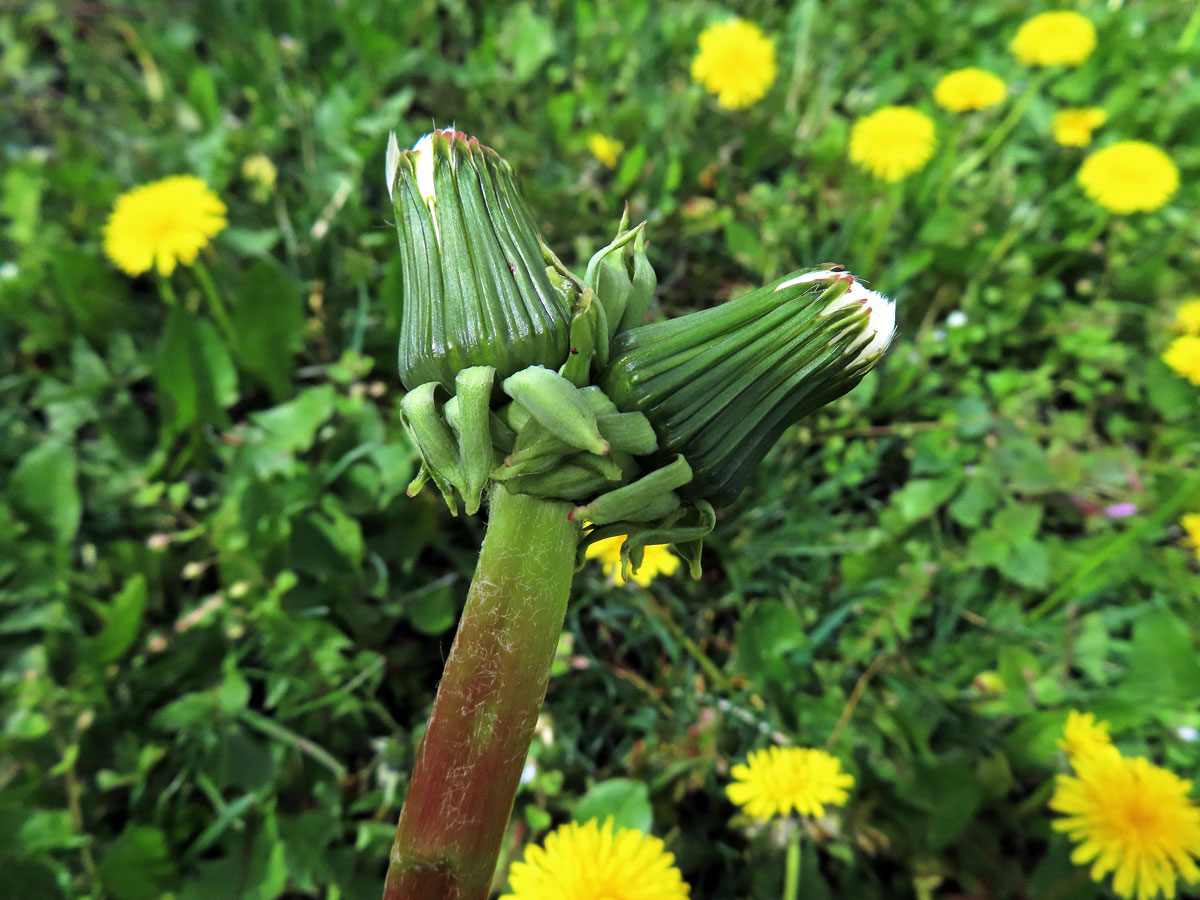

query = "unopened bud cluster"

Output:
[[389, 129, 896, 573]]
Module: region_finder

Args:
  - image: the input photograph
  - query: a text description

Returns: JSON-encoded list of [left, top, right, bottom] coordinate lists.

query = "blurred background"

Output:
[[2, 1, 1198, 898]]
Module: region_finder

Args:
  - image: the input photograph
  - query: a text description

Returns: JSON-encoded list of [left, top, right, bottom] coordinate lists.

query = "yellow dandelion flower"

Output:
[[690, 19, 777, 110], [587, 134, 625, 169], [1058, 710, 1112, 761], [1164, 336, 1200, 385], [1011, 11, 1097, 67], [848, 106, 936, 182], [103, 175, 227, 277], [1050, 747, 1200, 900], [933, 68, 1007, 112], [586, 535, 680, 587], [1181, 514, 1200, 559], [1078, 141, 1179, 214], [727, 747, 854, 820], [500, 818, 690, 900], [1172, 299, 1200, 335], [1052, 108, 1108, 147]]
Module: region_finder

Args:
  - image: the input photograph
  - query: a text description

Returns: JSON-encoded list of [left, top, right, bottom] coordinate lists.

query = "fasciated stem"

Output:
[[383, 486, 579, 900]]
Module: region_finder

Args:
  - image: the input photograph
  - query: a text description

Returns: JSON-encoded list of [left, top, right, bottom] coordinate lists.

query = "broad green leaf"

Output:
[[997, 539, 1050, 590], [1125, 608, 1200, 708], [405, 576, 459, 635], [17, 809, 86, 852], [153, 691, 220, 732], [231, 259, 304, 400], [886, 474, 963, 529], [89, 575, 148, 664], [97, 826, 174, 900], [498, 3, 555, 82], [9, 441, 81, 543], [572, 778, 652, 833], [948, 476, 997, 528], [155, 308, 237, 432], [733, 600, 806, 690], [187, 66, 220, 128], [252, 385, 337, 454]]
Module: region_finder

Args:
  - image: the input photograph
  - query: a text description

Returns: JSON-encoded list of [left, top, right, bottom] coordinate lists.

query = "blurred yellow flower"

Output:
[[1181, 514, 1200, 558], [1050, 746, 1200, 900], [727, 746, 854, 820], [1173, 299, 1200, 335], [500, 818, 690, 900], [1165, 336, 1200, 385], [933, 68, 1007, 112], [587, 134, 624, 169], [1011, 11, 1097, 66], [1078, 141, 1178, 214], [849, 106, 936, 181], [586, 535, 680, 586], [1058, 710, 1112, 761], [241, 153, 277, 192], [1052, 108, 1107, 147], [104, 176, 227, 277], [690, 19, 777, 110]]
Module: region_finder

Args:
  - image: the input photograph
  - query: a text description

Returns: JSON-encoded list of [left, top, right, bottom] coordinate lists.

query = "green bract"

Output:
[[600, 267, 896, 506], [390, 130, 896, 574], [388, 129, 571, 391]]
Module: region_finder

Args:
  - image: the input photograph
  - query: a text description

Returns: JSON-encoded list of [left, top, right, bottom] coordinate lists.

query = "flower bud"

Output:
[[598, 267, 896, 506], [388, 130, 571, 391], [585, 214, 657, 343]]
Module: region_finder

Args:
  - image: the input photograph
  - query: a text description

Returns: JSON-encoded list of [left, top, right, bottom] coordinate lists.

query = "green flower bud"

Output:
[[388, 130, 571, 391], [584, 214, 657, 344], [598, 267, 896, 507]]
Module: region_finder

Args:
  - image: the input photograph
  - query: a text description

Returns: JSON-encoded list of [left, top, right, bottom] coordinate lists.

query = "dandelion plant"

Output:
[[382, 129, 896, 899]]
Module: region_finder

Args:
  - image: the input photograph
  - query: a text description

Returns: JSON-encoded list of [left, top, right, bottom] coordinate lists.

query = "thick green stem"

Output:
[[383, 486, 578, 900], [783, 826, 802, 900]]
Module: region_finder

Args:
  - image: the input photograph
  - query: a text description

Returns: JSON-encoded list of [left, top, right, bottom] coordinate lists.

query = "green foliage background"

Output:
[[3, 1, 1199, 898]]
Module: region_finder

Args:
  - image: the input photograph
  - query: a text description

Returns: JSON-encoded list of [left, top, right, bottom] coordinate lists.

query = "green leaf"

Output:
[[155, 308, 237, 432], [17, 809, 87, 852], [231, 259, 305, 400], [733, 600, 806, 690], [187, 67, 220, 128], [89, 575, 148, 664], [9, 441, 81, 543], [53, 249, 133, 340], [153, 691, 220, 732], [572, 778, 652, 833], [252, 385, 337, 454], [948, 476, 997, 528], [1125, 608, 1200, 709], [997, 538, 1050, 590], [498, 3, 555, 82], [991, 504, 1042, 545], [218, 664, 251, 715], [886, 474, 963, 529], [405, 577, 459, 635], [97, 826, 174, 900]]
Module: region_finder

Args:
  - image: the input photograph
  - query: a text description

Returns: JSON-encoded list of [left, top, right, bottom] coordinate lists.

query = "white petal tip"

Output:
[[775, 268, 844, 291], [385, 132, 401, 202], [822, 275, 896, 364], [410, 132, 437, 206]]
